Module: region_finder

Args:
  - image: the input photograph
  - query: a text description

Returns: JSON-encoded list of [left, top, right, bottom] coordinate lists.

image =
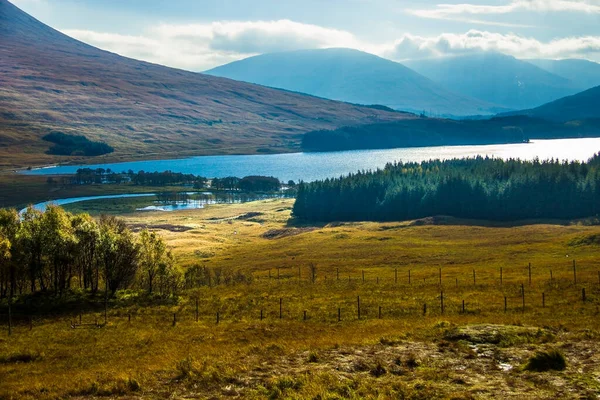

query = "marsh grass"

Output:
[[525, 349, 567, 372]]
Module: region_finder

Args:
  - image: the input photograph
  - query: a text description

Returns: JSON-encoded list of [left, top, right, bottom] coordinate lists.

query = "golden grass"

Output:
[[2, 199, 600, 399]]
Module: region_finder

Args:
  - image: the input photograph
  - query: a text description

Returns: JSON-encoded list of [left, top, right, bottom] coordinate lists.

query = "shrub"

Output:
[[370, 362, 387, 377], [0, 350, 44, 364], [525, 349, 567, 372], [307, 351, 319, 363]]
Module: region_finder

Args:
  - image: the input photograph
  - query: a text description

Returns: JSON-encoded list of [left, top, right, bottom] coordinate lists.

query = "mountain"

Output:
[[526, 59, 600, 90], [0, 1, 409, 169], [405, 53, 581, 110], [205, 48, 504, 117], [504, 85, 600, 122]]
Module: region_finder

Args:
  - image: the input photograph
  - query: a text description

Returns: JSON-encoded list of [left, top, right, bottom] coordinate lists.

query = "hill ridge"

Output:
[[0, 0, 409, 168]]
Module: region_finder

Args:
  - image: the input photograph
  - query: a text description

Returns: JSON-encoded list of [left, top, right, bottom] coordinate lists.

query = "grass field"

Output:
[[2, 199, 600, 399]]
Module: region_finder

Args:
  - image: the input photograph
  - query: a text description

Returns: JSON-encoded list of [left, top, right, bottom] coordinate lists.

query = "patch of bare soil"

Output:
[[261, 227, 317, 239]]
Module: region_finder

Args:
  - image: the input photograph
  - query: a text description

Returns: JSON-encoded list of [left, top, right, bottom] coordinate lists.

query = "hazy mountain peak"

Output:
[[405, 52, 580, 110], [206, 48, 504, 116]]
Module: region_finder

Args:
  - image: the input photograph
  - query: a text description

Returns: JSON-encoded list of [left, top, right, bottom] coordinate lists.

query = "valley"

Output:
[[2, 199, 600, 399], [2, 1, 600, 399]]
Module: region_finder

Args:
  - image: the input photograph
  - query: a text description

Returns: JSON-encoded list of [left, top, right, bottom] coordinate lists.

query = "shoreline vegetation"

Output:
[[302, 116, 600, 152], [0, 171, 294, 210]]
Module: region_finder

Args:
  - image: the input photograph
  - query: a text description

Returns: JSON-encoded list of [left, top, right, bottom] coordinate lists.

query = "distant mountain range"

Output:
[[0, 0, 409, 168], [303, 83, 600, 152], [205, 48, 505, 117], [527, 59, 600, 90], [405, 53, 585, 111], [503, 85, 600, 122]]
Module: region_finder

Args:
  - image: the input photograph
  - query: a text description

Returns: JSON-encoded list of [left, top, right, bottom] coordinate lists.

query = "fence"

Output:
[[1, 259, 600, 335]]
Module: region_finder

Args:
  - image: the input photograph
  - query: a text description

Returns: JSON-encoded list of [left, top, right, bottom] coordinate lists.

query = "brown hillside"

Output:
[[0, 0, 410, 168]]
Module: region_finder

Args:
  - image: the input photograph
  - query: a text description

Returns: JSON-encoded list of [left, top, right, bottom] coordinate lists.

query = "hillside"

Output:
[[405, 53, 580, 110], [527, 59, 600, 90], [505, 85, 600, 122], [205, 48, 504, 116], [0, 0, 409, 169], [301, 115, 600, 152], [301, 117, 529, 152]]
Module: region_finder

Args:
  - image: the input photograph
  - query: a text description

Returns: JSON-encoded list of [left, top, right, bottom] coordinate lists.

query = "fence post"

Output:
[[573, 260, 577, 284], [423, 303, 427, 316], [362, 270, 365, 283], [338, 307, 341, 322], [279, 298, 283, 319], [440, 291, 444, 314], [378, 306, 382, 319], [439, 268, 442, 286], [542, 293, 545, 308], [528, 263, 532, 286], [395, 268, 397, 284], [550, 270, 553, 284], [173, 313, 177, 327], [303, 310, 307, 321], [504, 296, 507, 313], [216, 312, 219, 324], [8, 300, 12, 336], [462, 300, 465, 314], [521, 284, 525, 313], [260, 309, 263, 321], [473, 269, 476, 285], [128, 313, 131, 323], [582, 288, 586, 302], [357, 296, 361, 319], [195, 299, 199, 322], [79, 314, 82, 325]]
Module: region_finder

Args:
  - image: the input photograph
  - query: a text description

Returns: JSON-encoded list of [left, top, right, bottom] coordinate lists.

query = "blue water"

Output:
[[24, 138, 600, 182]]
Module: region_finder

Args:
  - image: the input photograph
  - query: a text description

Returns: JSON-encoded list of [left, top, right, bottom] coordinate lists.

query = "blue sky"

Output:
[[12, 0, 600, 70]]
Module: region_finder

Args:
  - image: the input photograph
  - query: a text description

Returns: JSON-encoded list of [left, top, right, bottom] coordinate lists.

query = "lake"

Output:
[[24, 138, 600, 183]]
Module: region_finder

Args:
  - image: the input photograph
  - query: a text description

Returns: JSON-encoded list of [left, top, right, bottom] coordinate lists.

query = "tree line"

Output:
[[0, 206, 256, 301], [302, 117, 530, 152], [293, 154, 600, 222], [302, 116, 600, 153], [0, 206, 179, 299], [63, 169, 286, 192]]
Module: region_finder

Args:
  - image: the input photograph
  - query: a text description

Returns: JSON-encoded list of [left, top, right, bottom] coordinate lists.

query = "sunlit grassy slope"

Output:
[[2, 199, 600, 399]]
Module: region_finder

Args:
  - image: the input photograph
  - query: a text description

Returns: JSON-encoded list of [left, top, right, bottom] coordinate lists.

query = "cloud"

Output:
[[63, 20, 363, 71], [62, 19, 600, 71], [384, 30, 600, 60], [408, 0, 600, 23]]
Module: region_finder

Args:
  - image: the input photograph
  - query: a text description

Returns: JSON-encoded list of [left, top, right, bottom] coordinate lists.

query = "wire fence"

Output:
[[1, 259, 600, 335]]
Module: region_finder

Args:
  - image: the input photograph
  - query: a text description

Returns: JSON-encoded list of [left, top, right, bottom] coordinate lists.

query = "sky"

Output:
[[11, 0, 600, 71]]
